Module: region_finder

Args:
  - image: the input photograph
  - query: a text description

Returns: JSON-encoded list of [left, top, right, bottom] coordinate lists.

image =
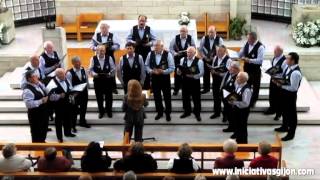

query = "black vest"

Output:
[[52, 78, 71, 104], [213, 55, 229, 67], [149, 51, 169, 70], [132, 25, 151, 43], [41, 51, 60, 68], [204, 35, 220, 57], [222, 72, 237, 92], [175, 35, 192, 51], [235, 83, 251, 101], [122, 54, 141, 83], [271, 55, 286, 72], [26, 67, 43, 80], [92, 55, 111, 75], [243, 41, 263, 72], [171, 158, 195, 174], [96, 32, 115, 59], [182, 57, 200, 75], [24, 84, 47, 113], [283, 65, 302, 91], [68, 68, 87, 86]]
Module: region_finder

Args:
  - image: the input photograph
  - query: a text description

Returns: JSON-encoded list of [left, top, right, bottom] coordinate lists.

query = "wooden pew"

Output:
[[196, 12, 208, 38], [207, 13, 230, 40], [77, 13, 104, 41], [56, 14, 79, 40]]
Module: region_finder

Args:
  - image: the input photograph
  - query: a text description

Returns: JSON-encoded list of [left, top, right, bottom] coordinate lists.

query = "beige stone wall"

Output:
[[56, 0, 251, 24]]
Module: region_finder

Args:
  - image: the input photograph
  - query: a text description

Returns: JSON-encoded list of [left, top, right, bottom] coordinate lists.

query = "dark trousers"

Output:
[[135, 46, 151, 90], [222, 99, 234, 129], [94, 77, 113, 115], [212, 75, 223, 115], [232, 107, 250, 144], [71, 90, 88, 128], [124, 119, 143, 142], [182, 77, 201, 117], [280, 89, 298, 136], [203, 62, 211, 91], [151, 75, 171, 115], [245, 67, 261, 106], [54, 102, 72, 141], [27, 106, 49, 142], [174, 56, 183, 93], [269, 80, 282, 116]]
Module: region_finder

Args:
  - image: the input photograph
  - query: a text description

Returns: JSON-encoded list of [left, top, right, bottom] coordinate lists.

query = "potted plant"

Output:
[[229, 17, 246, 40]]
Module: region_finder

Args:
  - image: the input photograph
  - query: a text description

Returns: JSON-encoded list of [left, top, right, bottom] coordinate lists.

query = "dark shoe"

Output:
[[180, 113, 191, 118], [65, 133, 76, 137], [173, 91, 178, 96], [196, 116, 201, 121], [155, 114, 163, 120], [222, 116, 227, 123], [200, 89, 209, 94], [230, 134, 236, 139], [281, 134, 294, 141], [274, 114, 281, 121], [210, 113, 220, 119], [47, 128, 52, 132], [274, 127, 288, 132], [107, 112, 112, 118], [166, 114, 171, 122], [72, 128, 77, 133], [99, 113, 104, 119], [264, 108, 275, 115], [58, 139, 63, 143], [79, 123, 91, 128], [223, 128, 234, 132], [113, 89, 118, 94]]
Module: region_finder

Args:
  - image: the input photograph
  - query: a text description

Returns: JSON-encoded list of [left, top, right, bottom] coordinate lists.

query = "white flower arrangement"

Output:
[[292, 19, 320, 47], [178, 12, 190, 25]]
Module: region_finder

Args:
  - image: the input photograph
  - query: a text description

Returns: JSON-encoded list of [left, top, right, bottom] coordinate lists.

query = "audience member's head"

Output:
[[247, 32, 258, 45], [207, 25, 217, 38], [123, 170, 137, 180], [84, 141, 103, 159], [2, 143, 16, 159], [71, 56, 81, 69], [163, 176, 175, 180], [44, 147, 57, 161], [43, 41, 54, 54], [226, 175, 240, 180], [194, 174, 206, 180], [178, 143, 193, 159], [236, 72, 249, 85], [55, 68, 66, 81], [78, 175, 93, 180], [258, 141, 272, 156], [223, 139, 238, 154], [129, 142, 144, 156], [273, 45, 283, 58], [186, 46, 196, 59], [30, 54, 40, 68], [287, 52, 299, 65]]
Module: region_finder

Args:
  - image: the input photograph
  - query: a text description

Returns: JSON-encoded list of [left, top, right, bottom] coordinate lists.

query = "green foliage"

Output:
[[229, 17, 246, 40]]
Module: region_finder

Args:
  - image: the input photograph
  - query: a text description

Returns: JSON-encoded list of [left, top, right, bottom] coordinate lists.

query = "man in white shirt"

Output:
[[0, 143, 32, 173]]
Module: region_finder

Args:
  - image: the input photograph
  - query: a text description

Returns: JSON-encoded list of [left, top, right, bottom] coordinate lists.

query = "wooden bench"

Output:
[[56, 14, 79, 40], [196, 12, 208, 38], [207, 13, 230, 40], [77, 13, 104, 41], [0, 170, 289, 180]]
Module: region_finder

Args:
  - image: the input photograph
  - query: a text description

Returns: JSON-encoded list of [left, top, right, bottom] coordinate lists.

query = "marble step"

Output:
[[0, 112, 316, 125], [0, 100, 310, 112], [0, 89, 271, 101]]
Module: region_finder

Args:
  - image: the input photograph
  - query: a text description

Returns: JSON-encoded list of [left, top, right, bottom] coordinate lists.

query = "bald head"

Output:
[[223, 139, 238, 153], [207, 25, 217, 38], [180, 25, 188, 38], [186, 46, 196, 59], [100, 23, 110, 36], [30, 54, 40, 68], [55, 68, 66, 81], [274, 45, 283, 58], [258, 141, 272, 156], [236, 72, 249, 84]]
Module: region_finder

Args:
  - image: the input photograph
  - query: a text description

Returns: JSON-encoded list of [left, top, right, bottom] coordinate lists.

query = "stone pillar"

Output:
[[229, 0, 251, 25], [0, 10, 15, 44], [42, 27, 68, 66]]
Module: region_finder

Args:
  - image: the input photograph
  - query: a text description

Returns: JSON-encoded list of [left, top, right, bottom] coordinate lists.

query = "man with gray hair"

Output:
[[66, 56, 91, 130], [228, 72, 252, 144], [123, 170, 137, 180], [249, 141, 278, 168], [220, 61, 240, 130], [264, 45, 287, 121], [170, 25, 196, 96], [239, 32, 265, 107], [145, 40, 175, 121], [214, 139, 244, 169], [0, 143, 32, 172]]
